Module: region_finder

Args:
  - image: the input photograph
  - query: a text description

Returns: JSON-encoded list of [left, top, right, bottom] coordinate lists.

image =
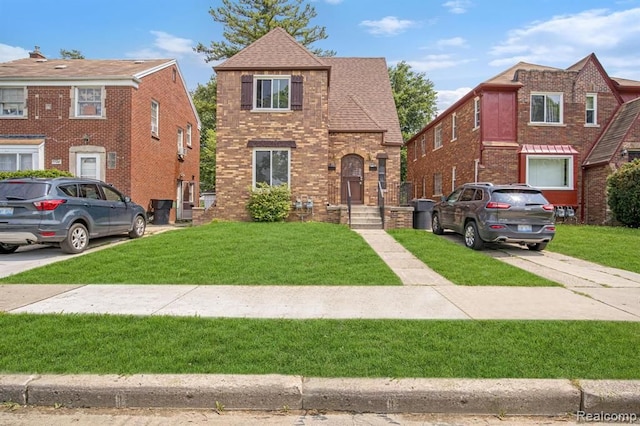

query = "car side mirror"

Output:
[[124, 196, 131, 203]]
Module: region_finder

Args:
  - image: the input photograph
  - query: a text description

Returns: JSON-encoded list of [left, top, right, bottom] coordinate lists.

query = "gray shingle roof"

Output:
[[584, 97, 640, 166], [0, 58, 174, 81]]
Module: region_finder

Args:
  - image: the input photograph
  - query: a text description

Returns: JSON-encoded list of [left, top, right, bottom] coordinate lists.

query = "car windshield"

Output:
[[491, 189, 549, 206], [0, 181, 50, 200]]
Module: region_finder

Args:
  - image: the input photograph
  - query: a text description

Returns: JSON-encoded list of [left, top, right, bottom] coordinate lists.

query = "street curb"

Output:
[[1, 375, 639, 415]]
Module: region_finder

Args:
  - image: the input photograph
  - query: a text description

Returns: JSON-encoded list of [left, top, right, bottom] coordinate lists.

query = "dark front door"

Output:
[[341, 154, 364, 204]]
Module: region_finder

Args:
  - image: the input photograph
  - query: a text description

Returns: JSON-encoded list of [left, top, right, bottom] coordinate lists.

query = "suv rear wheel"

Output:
[[129, 215, 146, 238], [60, 223, 89, 254], [527, 242, 547, 251], [464, 221, 484, 250], [431, 213, 444, 235]]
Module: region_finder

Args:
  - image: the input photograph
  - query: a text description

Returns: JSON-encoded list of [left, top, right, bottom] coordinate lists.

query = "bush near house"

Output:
[[246, 183, 292, 222], [0, 169, 73, 180], [607, 159, 640, 228]]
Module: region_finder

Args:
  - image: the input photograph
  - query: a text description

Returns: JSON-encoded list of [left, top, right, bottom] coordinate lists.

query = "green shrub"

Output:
[[246, 183, 292, 222], [607, 159, 640, 227], [0, 169, 74, 180]]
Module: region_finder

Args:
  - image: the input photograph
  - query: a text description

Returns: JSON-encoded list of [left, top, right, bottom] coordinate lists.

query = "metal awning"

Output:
[[519, 144, 578, 154]]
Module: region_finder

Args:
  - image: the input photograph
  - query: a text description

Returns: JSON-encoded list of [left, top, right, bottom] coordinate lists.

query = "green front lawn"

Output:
[[0, 222, 401, 285], [1, 314, 638, 379]]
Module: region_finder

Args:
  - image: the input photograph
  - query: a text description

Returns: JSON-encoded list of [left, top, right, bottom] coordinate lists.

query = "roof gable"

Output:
[[214, 27, 327, 70], [584, 97, 640, 166]]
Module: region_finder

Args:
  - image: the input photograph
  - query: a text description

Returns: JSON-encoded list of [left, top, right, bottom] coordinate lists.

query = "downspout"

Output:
[[474, 159, 480, 183]]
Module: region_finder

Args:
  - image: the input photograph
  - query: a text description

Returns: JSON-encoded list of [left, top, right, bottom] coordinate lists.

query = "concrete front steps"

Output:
[[349, 205, 383, 229]]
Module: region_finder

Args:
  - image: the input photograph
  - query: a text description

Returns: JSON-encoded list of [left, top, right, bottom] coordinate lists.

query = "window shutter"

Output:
[[291, 75, 303, 111], [241, 75, 253, 110]]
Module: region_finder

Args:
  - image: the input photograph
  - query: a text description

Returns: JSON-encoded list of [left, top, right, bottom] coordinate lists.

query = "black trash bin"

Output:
[[151, 199, 173, 225], [411, 198, 435, 230]]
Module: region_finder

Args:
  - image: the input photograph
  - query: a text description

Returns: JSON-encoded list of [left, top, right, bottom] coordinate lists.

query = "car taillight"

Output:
[[33, 199, 66, 211], [486, 201, 511, 209], [489, 224, 506, 229], [542, 204, 554, 211], [546, 226, 556, 231]]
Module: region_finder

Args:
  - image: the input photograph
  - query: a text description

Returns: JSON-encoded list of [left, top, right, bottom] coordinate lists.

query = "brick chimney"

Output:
[[29, 46, 46, 60]]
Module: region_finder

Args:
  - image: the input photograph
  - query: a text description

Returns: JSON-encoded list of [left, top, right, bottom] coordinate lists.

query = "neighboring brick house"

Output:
[[406, 53, 640, 225], [0, 48, 201, 222], [211, 28, 407, 228]]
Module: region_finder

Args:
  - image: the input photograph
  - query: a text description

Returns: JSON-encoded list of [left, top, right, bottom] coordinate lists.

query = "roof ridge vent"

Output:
[[35, 59, 47, 63], [134, 60, 145, 64], [54, 64, 67, 69]]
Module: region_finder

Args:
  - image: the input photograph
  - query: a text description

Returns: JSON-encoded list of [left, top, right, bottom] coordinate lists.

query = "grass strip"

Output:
[[387, 229, 559, 286], [0, 222, 401, 285], [548, 224, 640, 273], [0, 314, 638, 379]]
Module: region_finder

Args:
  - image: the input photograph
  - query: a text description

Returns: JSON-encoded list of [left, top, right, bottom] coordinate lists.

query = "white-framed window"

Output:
[[0, 87, 26, 117], [451, 166, 457, 191], [75, 87, 103, 117], [473, 97, 480, 129], [253, 148, 290, 186], [420, 136, 425, 156], [413, 140, 417, 161], [76, 154, 101, 180], [451, 113, 457, 141], [254, 76, 290, 110], [177, 127, 184, 155], [0, 143, 43, 171], [586, 94, 597, 125], [434, 124, 442, 149], [526, 155, 573, 189], [186, 123, 192, 147], [433, 173, 443, 197], [530, 93, 563, 124], [151, 100, 159, 136]]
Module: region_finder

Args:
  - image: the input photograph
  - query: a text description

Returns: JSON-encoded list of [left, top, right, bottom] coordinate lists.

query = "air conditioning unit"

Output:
[[177, 146, 186, 159]]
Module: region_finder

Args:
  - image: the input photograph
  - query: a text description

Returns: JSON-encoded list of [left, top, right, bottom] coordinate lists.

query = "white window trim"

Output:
[[0, 143, 44, 170], [473, 97, 480, 130], [585, 93, 598, 126], [434, 124, 443, 150], [525, 154, 574, 190], [252, 148, 291, 188], [0, 86, 27, 118], [420, 136, 425, 156], [186, 123, 192, 147], [253, 75, 291, 111], [74, 86, 105, 118], [530, 92, 564, 125], [451, 113, 457, 141], [177, 128, 184, 155], [433, 172, 443, 197], [151, 100, 159, 136]]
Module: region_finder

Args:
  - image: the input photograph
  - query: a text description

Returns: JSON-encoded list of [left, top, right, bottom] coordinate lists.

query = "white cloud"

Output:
[[436, 87, 471, 113], [127, 31, 209, 68], [359, 16, 417, 36], [0, 44, 30, 62], [489, 8, 640, 68], [442, 0, 472, 14], [405, 54, 474, 72], [324, 0, 343, 4], [436, 37, 468, 49]]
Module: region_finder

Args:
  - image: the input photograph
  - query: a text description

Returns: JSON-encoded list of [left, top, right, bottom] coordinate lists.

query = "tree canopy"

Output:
[[195, 0, 335, 62], [191, 77, 218, 191], [59, 49, 84, 59]]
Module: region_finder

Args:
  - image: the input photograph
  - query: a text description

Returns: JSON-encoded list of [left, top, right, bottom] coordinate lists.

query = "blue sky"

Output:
[[2, 0, 640, 112]]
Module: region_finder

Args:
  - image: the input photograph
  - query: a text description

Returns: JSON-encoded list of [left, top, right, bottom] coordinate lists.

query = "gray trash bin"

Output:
[[411, 198, 435, 230], [151, 199, 173, 225]]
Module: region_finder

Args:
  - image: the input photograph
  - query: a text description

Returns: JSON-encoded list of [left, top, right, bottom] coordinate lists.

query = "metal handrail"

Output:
[[347, 181, 352, 227], [378, 181, 385, 230]]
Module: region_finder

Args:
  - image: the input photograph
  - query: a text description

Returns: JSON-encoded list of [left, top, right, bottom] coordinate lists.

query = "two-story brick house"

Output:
[[0, 48, 201, 222], [406, 53, 640, 225], [212, 28, 407, 228]]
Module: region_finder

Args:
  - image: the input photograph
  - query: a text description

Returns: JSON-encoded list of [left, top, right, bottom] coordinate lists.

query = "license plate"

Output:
[[518, 224, 532, 232], [0, 207, 13, 216]]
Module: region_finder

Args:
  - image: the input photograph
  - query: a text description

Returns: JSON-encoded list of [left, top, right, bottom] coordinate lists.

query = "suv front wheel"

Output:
[[61, 223, 89, 254], [464, 221, 484, 250]]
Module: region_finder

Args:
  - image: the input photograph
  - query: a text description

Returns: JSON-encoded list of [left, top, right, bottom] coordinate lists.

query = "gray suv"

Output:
[[0, 177, 147, 254], [431, 182, 556, 251]]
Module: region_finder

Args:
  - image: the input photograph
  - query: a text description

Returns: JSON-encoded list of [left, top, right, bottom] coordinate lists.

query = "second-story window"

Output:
[[255, 76, 290, 110], [531, 93, 562, 124], [420, 136, 425, 156], [177, 127, 184, 155], [586, 94, 597, 125], [186, 123, 192, 147], [151, 100, 159, 136], [452, 113, 457, 140], [434, 124, 442, 149], [76, 87, 103, 117], [473, 97, 480, 129], [0, 87, 26, 117]]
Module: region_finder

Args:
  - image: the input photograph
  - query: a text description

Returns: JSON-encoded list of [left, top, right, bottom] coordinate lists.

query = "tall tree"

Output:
[[195, 0, 335, 62], [59, 49, 84, 59], [191, 77, 218, 191], [388, 61, 438, 180]]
